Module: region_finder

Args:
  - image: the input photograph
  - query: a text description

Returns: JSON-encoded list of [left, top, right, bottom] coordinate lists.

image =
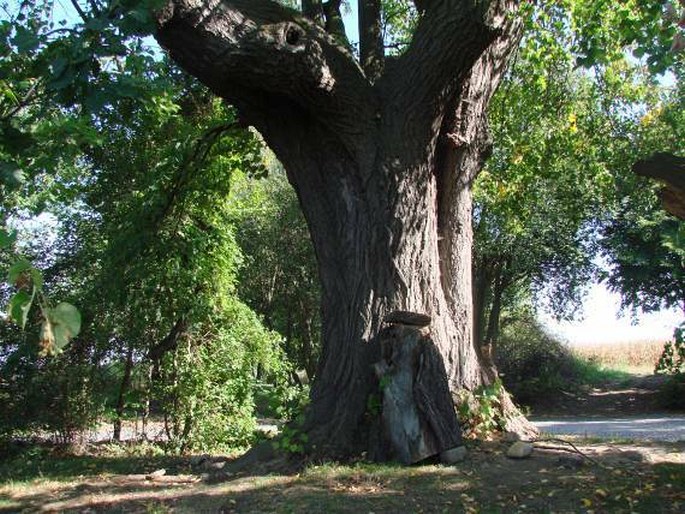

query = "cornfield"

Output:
[[572, 339, 667, 373]]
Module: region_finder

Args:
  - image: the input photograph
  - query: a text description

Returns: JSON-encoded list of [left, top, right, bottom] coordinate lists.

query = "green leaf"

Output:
[[0, 229, 16, 249], [8, 258, 32, 285], [0, 164, 25, 189], [9, 290, 32, 329], [29, 268, 43, 290], [0, 125, 35, 154], [48, 302, 81, 350], [49, 57, 68, 78], [12, 25, 40, 54], [47, 64, 76, 91]]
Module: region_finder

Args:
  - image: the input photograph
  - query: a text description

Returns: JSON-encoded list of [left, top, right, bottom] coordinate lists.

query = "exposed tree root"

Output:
[[532, 437, 612, 471]]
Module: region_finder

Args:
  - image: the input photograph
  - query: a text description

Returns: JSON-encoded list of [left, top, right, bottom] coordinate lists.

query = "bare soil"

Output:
[[531, 374, 671, 418]]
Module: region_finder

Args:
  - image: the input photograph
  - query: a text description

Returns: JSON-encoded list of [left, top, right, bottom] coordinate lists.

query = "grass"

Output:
[[1, 331, 677, 512], [0, 441, 189, 483], [571, 357, 636, 387]]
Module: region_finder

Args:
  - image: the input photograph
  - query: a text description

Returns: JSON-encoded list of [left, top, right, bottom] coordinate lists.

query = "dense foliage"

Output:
[[0, 0, 292, 449], [474, 0, 685, 353], [231, 169, 320, 380]]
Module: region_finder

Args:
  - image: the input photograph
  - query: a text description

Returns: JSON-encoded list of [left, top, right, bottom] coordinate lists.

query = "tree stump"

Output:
[[373, 311, 463, 464]]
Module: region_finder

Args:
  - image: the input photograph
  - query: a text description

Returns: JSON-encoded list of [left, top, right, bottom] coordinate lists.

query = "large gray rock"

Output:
[[506, 441, 534, 459], [440, 446, 467, 464]]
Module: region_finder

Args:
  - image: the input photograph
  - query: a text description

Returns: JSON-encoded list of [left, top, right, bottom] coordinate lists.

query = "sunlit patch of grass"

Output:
[[0, 496, 21, 511], [0, 441, 188, 485], [571, 358, 636, 387], [301, 461, 464, 488]]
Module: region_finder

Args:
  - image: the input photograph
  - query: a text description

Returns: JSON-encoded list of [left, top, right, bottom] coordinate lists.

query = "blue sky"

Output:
[[343, 0, 360, 45]]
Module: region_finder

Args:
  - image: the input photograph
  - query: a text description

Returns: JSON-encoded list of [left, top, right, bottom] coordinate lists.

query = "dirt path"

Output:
[[535, 415, 685, 441], [531, 373, 685, 442], [531, 374, 668, 417]]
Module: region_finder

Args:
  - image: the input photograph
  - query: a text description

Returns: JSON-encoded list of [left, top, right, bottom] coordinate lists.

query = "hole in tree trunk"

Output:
[[285, 26, 302, 46]]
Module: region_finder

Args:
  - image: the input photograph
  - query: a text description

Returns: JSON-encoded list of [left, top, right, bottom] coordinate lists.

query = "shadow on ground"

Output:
[[2, 440, 684, 513]]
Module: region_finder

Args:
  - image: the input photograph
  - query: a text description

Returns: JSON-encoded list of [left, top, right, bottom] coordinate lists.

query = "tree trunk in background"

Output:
[[484, 271, 505, 347], [155, 0, 535, 457], [113, 343, 134, 442], [473, 260, 493, 347]]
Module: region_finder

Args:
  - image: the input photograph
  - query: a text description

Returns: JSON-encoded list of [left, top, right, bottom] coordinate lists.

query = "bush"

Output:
[[456, 379, 507, 439], [254, 381, 309, 421], [656, 322, 685, 410], [155, 300, 289, 453], [495, 317, 579, 406], [656, 322, 685, 376], [0, 343, 104, 444], [658, 374, 685, 410]]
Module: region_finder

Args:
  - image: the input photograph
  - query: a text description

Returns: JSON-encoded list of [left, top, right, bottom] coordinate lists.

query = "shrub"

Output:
[[456, 379, 507, 439], [656, 322, 685, 410], [656, 322, 685, 376], [155, 300, 288, 453], [495, 317, 578, 406], [0, 343, 104, 444], [657, 373, 685, 410]]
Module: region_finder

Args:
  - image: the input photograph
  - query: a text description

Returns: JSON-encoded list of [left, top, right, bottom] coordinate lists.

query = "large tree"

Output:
[[153, 0, 525, 456]]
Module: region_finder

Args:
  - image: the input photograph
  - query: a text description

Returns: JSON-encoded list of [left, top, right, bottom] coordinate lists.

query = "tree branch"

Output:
[[69, 0, 89, 22], [147, 318, 188, 362], [303, 0, 324, 25], [633, 152, 685, 220], [434, 3, 523, 326], [155, 0, 375, 153], [381, 1, 518, 159], [358, 0, 384, 82], [323, 0, 351, 47]]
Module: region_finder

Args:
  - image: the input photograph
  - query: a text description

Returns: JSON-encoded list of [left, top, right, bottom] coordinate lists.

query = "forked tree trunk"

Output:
[[155, 0, 535, 458]]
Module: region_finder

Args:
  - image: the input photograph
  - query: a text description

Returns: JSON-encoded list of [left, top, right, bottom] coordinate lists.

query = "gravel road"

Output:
[[534, 415, 685, 442]]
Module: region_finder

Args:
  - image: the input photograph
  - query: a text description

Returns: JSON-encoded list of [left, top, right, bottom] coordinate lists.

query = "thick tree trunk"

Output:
[[155, 0, 533, 458]]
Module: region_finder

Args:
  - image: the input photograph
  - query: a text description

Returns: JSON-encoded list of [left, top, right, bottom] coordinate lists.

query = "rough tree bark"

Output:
[[373, 312, 463, 464], [155, 0, 534, 457], [633, 152, 685, 220]]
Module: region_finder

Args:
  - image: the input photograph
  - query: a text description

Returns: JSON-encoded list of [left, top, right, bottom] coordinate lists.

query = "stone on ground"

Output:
[[506, 441, 534, 459], [440, 446, 468, 464]]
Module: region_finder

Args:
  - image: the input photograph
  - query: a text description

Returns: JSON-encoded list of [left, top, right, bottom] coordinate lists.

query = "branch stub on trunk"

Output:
[[383, 310, 431, 327]]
